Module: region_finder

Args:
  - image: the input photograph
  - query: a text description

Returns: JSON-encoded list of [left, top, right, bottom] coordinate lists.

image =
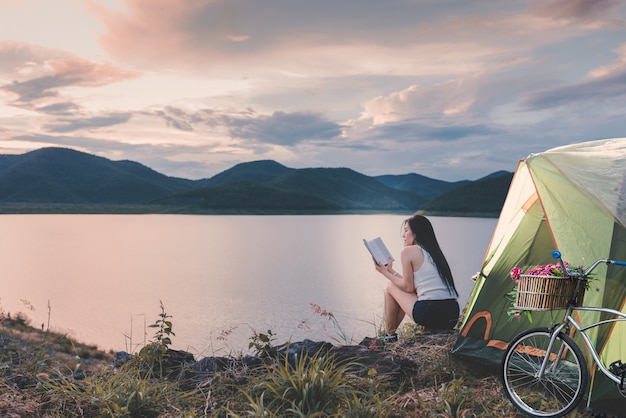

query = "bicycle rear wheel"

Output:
[[501, 327, 588, 418]]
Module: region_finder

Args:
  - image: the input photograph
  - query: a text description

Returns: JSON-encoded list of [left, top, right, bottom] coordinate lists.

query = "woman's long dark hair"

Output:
[[405, 214, 458, 297]]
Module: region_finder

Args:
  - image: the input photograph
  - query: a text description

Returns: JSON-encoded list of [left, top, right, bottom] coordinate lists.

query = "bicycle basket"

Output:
[[514, 274, 585, 311]]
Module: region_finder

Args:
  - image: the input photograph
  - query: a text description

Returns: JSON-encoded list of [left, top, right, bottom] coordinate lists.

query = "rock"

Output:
[[242, 354, 264, 368], [164, 348, 195, 370], [113, 351, 132, 367], [8, 374, 36, 389], [272, 339, 334, 365], [73, 370, 92, 380], [190, 356, 231, 373]]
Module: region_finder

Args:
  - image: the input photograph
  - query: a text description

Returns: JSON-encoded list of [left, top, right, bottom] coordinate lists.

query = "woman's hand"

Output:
[[374, 257, 394, 274]]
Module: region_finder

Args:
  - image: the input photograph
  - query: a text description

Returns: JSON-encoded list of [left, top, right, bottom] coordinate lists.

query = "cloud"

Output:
[[0, 42, 140, 112], [37, 101, 82, 116], [149, 105, 342, 146], [225, 110, 343, 146], [90, 0, 539, 79], [154, 106, 196, 132], [531, 0, 619, 23], [2, 59, 139, 104], [43, 112, 133, 133], [151, 106, 229, 133], [521, 44, 626, 110], [360, 79, 480, 125], [0, 41, 73, 76], [589, 43, 626, 78], [350, 117, 500, 145]]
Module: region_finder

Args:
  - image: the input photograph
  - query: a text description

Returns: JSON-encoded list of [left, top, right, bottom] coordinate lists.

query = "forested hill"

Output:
[[0, 147, 512, 216], [0, 147, 194, 204]]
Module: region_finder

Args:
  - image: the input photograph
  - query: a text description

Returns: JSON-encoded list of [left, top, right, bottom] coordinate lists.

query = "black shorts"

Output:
[[411, 299, 459, 330]]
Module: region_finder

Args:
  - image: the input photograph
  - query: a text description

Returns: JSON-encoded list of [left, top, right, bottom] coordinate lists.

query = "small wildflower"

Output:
[[216, 326, 237, 341]]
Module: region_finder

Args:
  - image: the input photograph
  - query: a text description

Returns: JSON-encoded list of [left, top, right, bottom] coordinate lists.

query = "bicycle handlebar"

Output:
[[552, 250, 626, 277]]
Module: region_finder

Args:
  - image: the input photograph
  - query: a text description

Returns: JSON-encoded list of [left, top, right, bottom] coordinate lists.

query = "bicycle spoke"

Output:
[[502, 329, 587, 417]]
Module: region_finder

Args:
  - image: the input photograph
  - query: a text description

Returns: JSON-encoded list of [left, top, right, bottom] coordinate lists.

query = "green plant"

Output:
[[148, 300, 175, 348], [42, 366, 203, 417], [2, 311, 31, 331], [396, 321, 426, 340], [131, 342, 169, 378], [247, 349, 356, 416], [233, 392, 280, 418], [248, 329, 276, 357], [341, 390, 390, 418], [433, 377, 472, 417], [127, 301, 180, 378], [39, 303, 203, 417], [337, 368, 398, 418]]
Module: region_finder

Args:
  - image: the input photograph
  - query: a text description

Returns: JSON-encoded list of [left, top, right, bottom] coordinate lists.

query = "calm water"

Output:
[[0, 215, 496, 356]]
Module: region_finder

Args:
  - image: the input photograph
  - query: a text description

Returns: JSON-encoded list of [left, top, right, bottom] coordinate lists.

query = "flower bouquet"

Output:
[[507, 260, 588, 321]]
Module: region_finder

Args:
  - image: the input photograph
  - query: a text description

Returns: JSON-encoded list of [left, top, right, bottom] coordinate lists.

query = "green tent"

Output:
[[452, 138, 626, 408]]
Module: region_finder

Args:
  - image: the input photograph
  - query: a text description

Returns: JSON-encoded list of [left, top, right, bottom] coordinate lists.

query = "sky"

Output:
[[1, 0, 626, 181]]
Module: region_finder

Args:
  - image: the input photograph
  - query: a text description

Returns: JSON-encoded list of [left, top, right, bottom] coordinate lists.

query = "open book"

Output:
[[363, 237, 394, 266]]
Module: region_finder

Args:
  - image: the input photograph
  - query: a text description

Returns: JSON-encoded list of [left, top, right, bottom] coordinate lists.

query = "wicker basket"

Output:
[[514, 274, 585, 311]]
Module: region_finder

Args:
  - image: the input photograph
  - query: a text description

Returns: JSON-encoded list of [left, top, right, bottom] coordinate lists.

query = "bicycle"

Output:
[[501, 250, 626, 418]]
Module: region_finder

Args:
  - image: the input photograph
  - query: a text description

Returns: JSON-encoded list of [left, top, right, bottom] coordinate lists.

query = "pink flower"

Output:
[[508, 259, 584, 322], [510, 267, 523, 281], [513, 261, 570, 278]]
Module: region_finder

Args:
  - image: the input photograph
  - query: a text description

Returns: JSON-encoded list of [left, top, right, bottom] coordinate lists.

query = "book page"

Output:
[[363, 237, 393, 265]]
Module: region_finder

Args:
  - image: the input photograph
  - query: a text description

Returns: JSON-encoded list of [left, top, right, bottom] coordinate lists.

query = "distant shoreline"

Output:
[[0, 203, 499, 217]]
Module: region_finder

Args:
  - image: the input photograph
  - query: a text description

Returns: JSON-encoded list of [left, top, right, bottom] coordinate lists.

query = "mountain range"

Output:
[[0, 147, 513, 216]]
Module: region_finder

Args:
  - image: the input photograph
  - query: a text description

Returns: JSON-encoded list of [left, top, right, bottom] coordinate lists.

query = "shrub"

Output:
[[245, 349, 356, 416]]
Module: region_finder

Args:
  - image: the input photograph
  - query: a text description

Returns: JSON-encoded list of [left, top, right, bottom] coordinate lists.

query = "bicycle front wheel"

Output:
[[501, 327, 588, 418]]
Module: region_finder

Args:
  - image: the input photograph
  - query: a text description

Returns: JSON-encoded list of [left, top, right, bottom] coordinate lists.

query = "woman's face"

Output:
[[402, 222, 416, 246]]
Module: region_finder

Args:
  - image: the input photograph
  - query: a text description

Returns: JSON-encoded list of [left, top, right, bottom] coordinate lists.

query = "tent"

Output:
[[452, 138, 626, 407]]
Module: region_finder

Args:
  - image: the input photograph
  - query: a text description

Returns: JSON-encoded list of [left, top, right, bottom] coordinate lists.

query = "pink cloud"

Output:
[[89, 0, 215, 66], [46, 57, 141, 87], [1, 56, 140, 106]]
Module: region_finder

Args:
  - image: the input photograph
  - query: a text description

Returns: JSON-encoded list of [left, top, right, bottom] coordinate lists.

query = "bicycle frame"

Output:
[[536, 253, 626, 409], [544, 305, 626, 387]]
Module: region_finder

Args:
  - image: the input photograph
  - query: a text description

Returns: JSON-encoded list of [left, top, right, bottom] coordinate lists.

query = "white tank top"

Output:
[[413, 247, 456, 300]]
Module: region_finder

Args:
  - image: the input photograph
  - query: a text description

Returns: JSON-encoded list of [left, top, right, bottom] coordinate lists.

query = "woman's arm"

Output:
[[374, 246, 420, 292]]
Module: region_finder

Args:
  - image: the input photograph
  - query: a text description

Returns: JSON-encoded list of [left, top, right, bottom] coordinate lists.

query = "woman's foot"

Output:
[[376, 333, 398, 343]]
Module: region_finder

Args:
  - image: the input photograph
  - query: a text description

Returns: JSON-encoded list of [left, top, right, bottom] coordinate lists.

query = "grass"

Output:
[[0, 305, 612, 417]]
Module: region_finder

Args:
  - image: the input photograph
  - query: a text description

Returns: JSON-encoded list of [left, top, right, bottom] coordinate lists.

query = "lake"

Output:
[[0, 214, 496, 356]]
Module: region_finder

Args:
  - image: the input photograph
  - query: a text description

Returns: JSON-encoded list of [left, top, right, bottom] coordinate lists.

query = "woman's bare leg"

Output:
[[384, 281, 418, 334], [383, 287, 402, 333]]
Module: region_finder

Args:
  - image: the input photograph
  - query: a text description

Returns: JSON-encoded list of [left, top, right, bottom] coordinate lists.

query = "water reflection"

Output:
[[0, 214, 496, 354]]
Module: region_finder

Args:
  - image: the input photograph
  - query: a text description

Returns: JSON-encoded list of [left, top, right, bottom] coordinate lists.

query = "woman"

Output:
[[374, 214, 459, 339]]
